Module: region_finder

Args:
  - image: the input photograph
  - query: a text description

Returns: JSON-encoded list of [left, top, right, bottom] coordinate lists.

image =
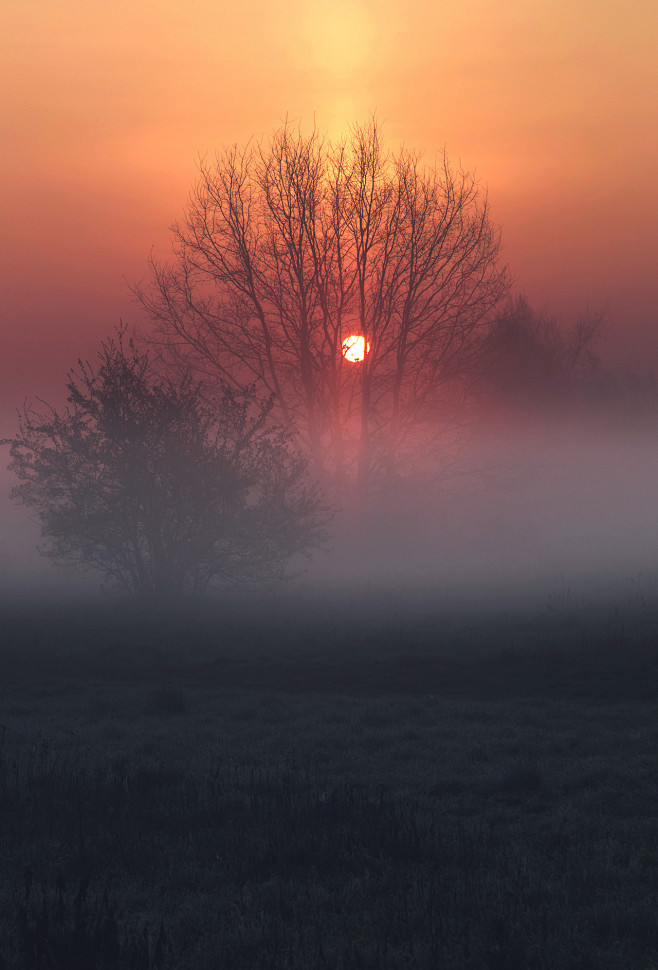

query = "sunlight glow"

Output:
[[302, 1, 373, 76], [341, 334, 370, 362]]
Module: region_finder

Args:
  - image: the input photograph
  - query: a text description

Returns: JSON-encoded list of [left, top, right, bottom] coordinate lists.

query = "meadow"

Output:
[[0, 595, 656, 969]]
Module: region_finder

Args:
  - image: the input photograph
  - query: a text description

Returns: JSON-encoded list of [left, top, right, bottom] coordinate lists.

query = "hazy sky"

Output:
[[1, 0, 657, 410]]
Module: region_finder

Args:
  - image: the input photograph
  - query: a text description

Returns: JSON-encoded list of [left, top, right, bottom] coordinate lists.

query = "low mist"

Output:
[[2, 411, 657, 625]]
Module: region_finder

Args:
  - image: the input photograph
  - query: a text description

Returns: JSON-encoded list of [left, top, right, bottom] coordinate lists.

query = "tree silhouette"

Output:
[[480, 294, 606, 411], [3, 329, 328, 598], [134, 119, 510, 493]]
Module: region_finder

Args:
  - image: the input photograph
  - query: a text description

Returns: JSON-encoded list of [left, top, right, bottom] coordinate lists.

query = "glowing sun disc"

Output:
[[341, 334, 370, 362]]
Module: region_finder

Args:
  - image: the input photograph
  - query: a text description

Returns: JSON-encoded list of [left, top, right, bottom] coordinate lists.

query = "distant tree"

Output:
[[133, 119, 510, 493], [2, 329, 329, 598], [479, 294, 606, 410]]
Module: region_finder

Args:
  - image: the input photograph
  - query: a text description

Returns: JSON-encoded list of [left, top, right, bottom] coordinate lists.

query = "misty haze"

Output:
[[3, 417, 658, 621]]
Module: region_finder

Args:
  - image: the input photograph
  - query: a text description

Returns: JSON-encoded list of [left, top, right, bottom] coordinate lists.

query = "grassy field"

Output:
[[0, 597, 657, 969]]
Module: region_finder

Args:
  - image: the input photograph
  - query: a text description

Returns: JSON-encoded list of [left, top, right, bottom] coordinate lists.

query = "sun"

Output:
[[341, 334, 370, 363]]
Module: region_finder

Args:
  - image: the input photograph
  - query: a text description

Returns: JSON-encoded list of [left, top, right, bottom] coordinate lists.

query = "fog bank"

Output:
[[2, 418, 656, 622]]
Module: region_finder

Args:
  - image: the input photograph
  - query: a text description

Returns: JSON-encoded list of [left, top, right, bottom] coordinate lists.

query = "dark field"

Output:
[[0, 597, 657, 969]]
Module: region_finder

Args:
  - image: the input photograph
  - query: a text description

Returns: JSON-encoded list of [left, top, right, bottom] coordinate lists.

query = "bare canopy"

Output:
[[134, 120, 510, 492]]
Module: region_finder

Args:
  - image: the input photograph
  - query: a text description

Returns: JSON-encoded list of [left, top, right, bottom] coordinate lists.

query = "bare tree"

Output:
[[3, 329, 328, 598], [133, 119, 510, 494]]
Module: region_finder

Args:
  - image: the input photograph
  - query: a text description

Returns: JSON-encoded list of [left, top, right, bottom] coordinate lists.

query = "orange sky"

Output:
[[2, 0, 657, 414]]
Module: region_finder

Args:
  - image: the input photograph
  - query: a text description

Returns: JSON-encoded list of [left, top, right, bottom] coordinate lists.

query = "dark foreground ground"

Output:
[[0, 597, 657, 969]]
